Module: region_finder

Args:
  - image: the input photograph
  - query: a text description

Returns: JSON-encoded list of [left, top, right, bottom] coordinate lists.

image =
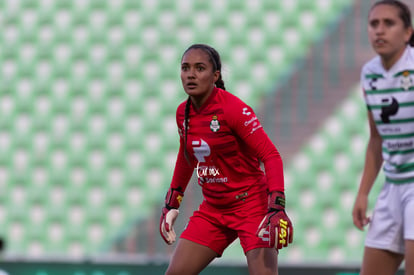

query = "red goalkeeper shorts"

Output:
[[180, 191, 270, 256]]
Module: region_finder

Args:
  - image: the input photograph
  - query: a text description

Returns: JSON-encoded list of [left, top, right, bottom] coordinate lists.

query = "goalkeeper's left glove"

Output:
[[256, 191, 293, 250]]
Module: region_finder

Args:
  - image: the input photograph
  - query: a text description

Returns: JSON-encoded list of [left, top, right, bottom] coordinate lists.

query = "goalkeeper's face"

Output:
[[180, 49, 220, 107]]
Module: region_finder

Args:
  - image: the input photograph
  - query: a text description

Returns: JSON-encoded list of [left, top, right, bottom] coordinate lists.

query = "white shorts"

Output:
[[365, 181, 414, 254]]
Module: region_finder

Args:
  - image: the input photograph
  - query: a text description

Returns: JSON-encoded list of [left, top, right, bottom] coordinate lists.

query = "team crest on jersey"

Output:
[[210, 115, 220, 132], [400, 70, 413, 91]]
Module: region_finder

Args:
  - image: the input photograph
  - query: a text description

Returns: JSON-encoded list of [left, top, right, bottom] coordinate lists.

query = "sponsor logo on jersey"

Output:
[[244, 115, 262, 134], [381, 126, 401, 134], [210, 115, 220, 132], [196, 163, 228, 185], [369, 78, 378, 90], [250, 125, 263, 134], [242, 107, 251, 116], [192, 139, 210, 162], [387, 140, 414, 150], [244, 116, 258, 126], [197, 165, 221, 177], [380, 97, 399, 123], [192, 139, 228, 185]]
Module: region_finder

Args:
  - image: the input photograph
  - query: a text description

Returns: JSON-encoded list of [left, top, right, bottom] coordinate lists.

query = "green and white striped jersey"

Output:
[[361, 46, 414, 184]]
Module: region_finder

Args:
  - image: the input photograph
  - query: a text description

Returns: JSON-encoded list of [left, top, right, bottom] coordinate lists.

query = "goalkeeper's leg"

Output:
[[246, 247, 278, 275], [165, 239, 218, 275]]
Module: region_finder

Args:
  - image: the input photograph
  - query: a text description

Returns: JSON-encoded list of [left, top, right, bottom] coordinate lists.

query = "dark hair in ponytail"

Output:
[[183, 96, 191, 163], [372, 0, 414, 46], [181, 44, 226, 163]]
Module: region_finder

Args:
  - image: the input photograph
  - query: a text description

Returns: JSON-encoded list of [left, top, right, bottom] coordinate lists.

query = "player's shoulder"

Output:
[[361, 55, 382, 76], [405, 46, 414, 63], [216, 88, 247, 108], [362, 46, 414, 75], [215, 88, 257, 123], [408, 46, 414, 54], [177, 100, 186, 111], [175, 99, 188, 122]]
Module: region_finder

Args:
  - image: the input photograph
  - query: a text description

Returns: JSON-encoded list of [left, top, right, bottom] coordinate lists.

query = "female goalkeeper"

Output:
[[159, 44, 293, 275], [352, 1, 414, 274]]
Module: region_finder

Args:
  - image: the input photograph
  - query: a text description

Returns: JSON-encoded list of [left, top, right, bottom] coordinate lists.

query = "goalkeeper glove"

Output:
[[159, 187, 184, 245], [256, 191, 293, 250]]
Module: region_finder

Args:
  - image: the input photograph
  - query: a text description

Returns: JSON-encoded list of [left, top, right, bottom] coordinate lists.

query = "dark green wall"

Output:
[[0, 261, 405, 275]]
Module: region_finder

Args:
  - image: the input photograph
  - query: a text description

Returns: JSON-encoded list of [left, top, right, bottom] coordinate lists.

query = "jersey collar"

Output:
[[192, 87, 219, 114], [382, 45, 411, 76]]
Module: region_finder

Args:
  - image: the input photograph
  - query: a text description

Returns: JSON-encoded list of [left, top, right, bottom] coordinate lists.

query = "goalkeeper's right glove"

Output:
[[159, 187, 184, 245], [256, 191, 293, 250]]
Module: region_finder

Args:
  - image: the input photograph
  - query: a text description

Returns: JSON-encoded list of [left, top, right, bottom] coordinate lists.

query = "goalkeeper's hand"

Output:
[[256, 191, 293, 250], [159, 188, 184, 245]]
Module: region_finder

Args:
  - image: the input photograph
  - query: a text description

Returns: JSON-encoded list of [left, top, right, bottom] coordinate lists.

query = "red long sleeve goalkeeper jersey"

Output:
[[170, 87, 284, 208]]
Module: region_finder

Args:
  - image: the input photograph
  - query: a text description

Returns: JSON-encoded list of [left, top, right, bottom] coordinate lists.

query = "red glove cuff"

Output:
[[268, 191, 285, 211], [165, 188, 184, 209]]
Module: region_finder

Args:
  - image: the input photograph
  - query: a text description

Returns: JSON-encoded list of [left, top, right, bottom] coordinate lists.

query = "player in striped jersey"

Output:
[[159, 44, 293, 275], [352, 1, 414, 274]]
